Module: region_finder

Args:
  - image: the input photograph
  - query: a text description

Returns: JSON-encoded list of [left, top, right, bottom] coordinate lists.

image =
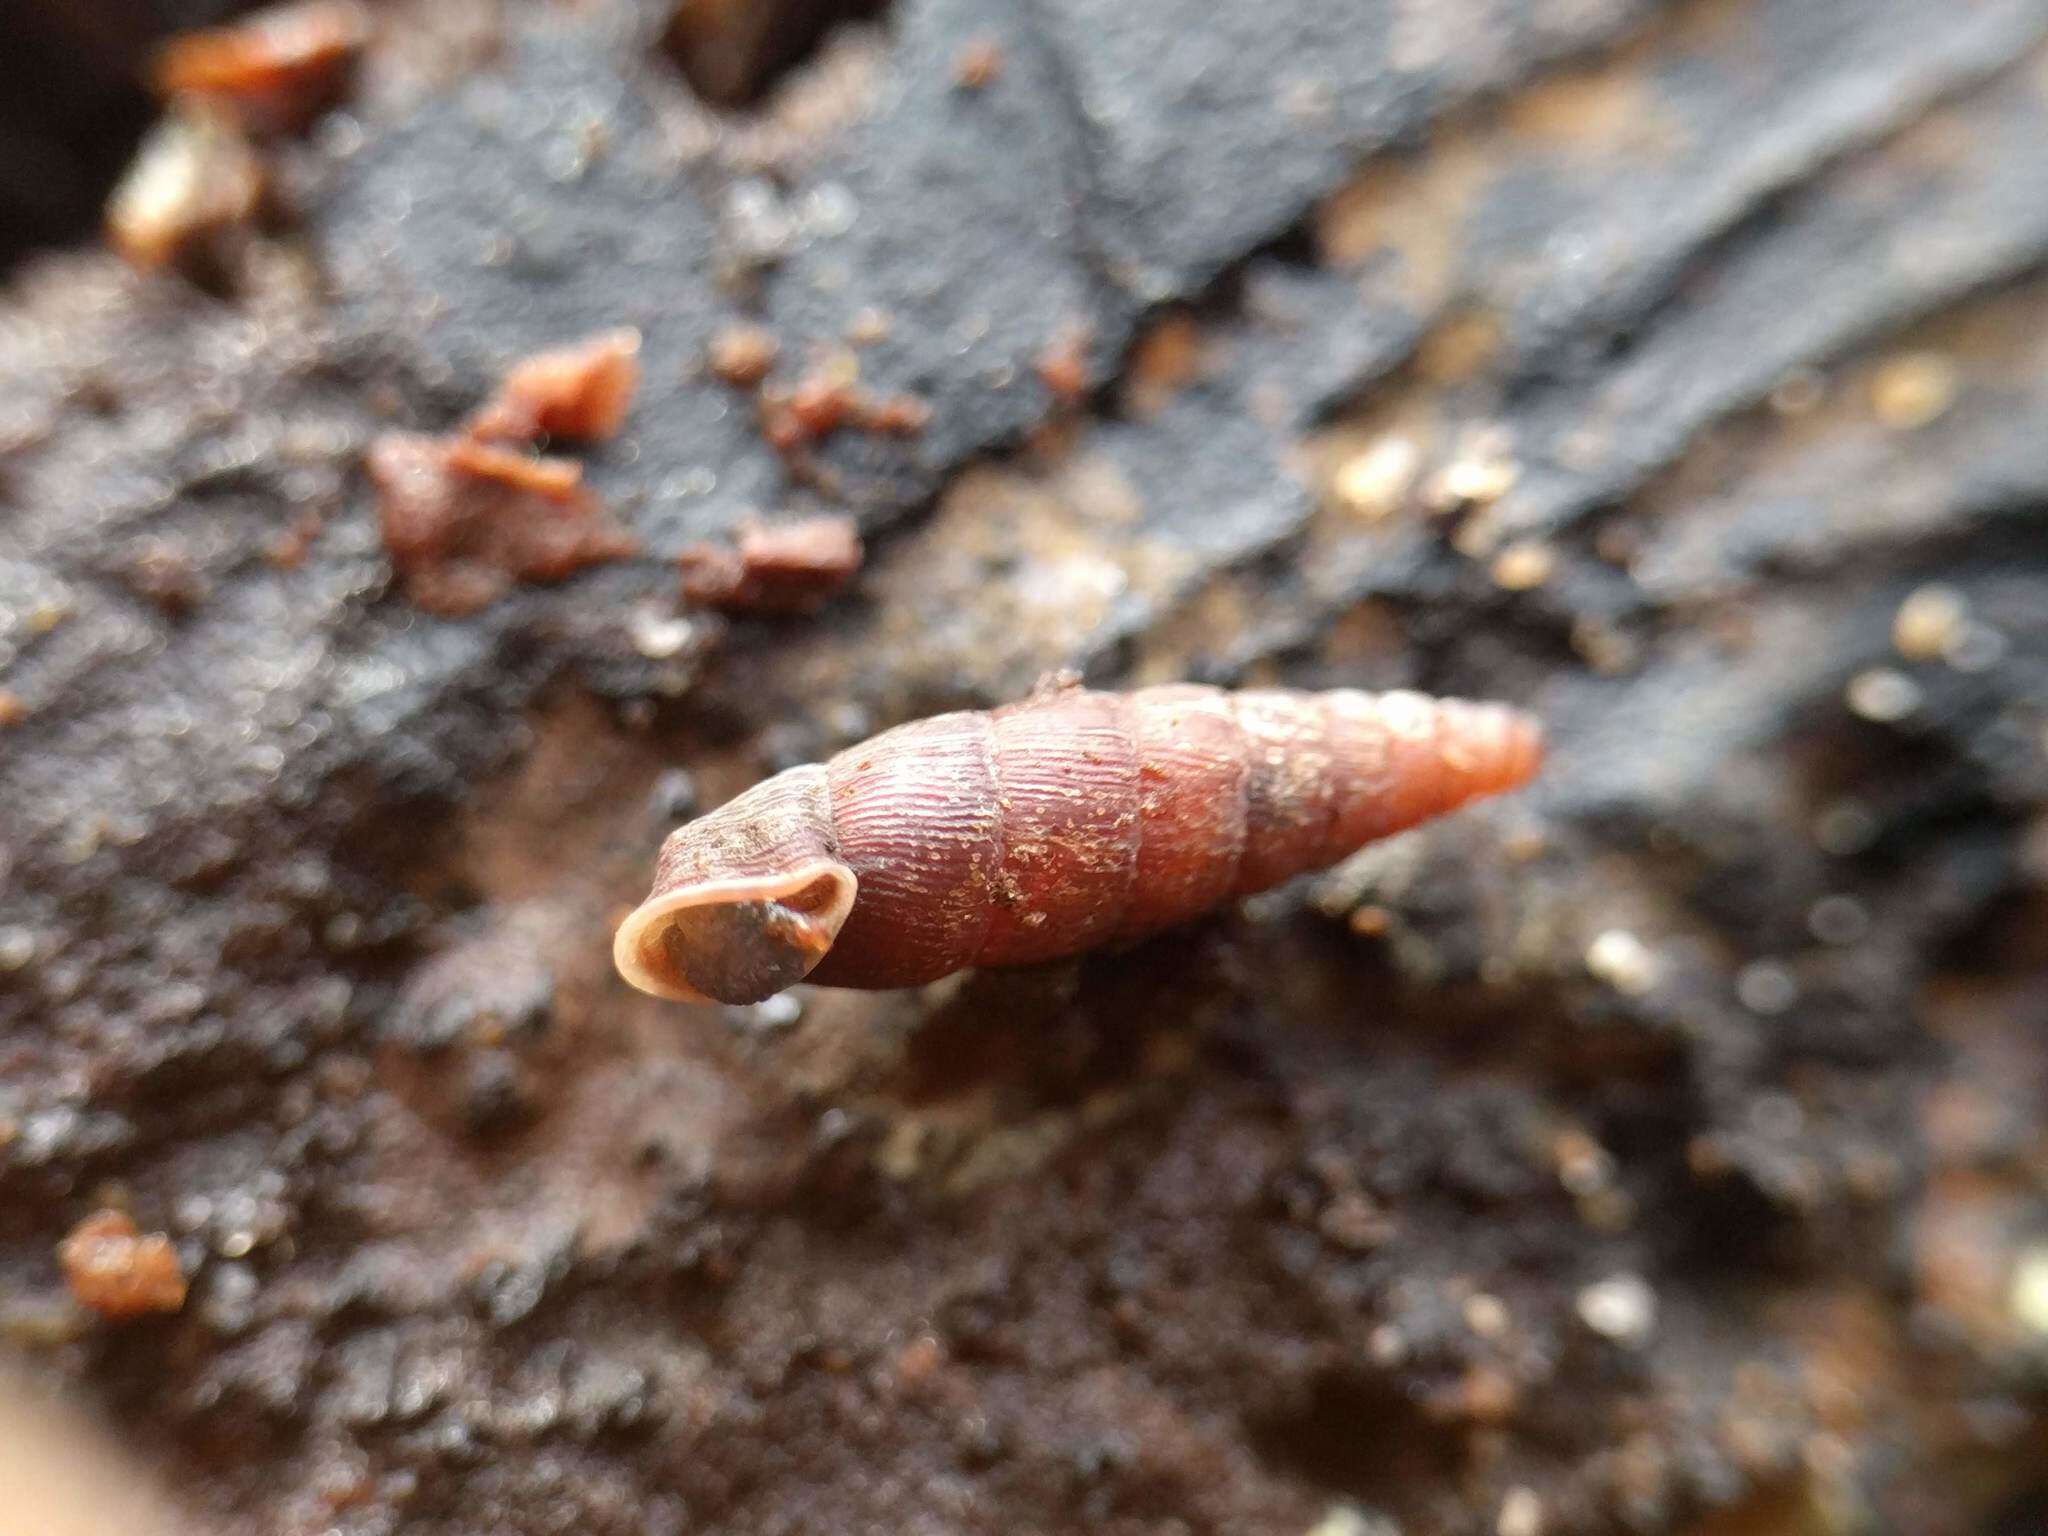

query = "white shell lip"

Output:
[[612, 859, 858, 1003]]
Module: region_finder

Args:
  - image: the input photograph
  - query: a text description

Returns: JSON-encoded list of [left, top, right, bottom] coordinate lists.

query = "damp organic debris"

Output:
[[152, 0, 370, 135], [468, 328, 644, 445], [368, 433, 638, 614], [57, 1212, 187, 1321], [677, 513, 863, 614]]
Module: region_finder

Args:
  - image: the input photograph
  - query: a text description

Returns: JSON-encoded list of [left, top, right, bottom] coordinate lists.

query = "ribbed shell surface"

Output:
[[801, 684, 1538, 990]]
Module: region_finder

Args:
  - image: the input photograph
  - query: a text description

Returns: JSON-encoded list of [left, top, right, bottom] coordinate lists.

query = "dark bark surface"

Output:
[[1, 0, 2045, 1532]]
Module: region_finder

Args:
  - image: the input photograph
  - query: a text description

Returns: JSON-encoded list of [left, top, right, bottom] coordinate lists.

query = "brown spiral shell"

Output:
[[614, 682, 1543, 1004]]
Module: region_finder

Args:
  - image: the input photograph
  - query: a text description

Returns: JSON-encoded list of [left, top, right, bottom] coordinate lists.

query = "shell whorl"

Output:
[[611, 765, 857, 1004], [615, 684, 1542, 1004]]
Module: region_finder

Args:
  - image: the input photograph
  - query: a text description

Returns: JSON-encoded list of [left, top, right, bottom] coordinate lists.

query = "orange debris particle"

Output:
[[679, 515, 863, 615], [469, 329, 643, 445], [367, 433, 639, 615], [59, 1211, 187, 1320], [154, 0, 370, 135]]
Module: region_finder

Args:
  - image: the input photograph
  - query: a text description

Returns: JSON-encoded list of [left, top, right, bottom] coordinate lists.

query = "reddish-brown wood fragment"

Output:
[[468, 329, 642, 445], [58, 1211, 187, 1320], [367, 434, 639, 616], [678, 515, 863, 615], [154, 0, 371, 135]]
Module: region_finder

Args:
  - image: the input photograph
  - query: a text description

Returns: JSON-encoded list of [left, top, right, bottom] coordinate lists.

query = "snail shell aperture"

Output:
[[615, 683, 1542, 1005]]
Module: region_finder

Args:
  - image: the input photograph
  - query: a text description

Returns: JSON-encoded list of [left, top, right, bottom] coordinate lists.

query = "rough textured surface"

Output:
[[2, 0, 2046, 1532]]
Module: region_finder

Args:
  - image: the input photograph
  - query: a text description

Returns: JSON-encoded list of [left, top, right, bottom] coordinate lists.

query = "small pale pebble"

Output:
[[1426, 450, 1518, 511], [740, 993, 803, 1032], [1464, 1292, 1510, 1339], [1869, 351, 1959, 429], [1892, 585, 1966, 660], [1845, 668, 1921, 723], [2011, 1246, 2048, 1336], [1553, 1130, 1614, 1196], [1332, 437, 1420, 520], [1585, 929, 1660, 996], [1306, 1506, 1398, 1536], [1490, 540, 1555, 591], [28, 601, 71, 634], [0, 927, 35, 971], [1577, 1273, 1657, 1346], [1497, 1487, 1544, 1536], [1348, 904, 1392, 938], [846, 307, 892, 345], [630, 609, 698, 661]]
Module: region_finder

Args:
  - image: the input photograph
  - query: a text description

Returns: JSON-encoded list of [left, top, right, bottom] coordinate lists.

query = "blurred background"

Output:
[[1, 1, 2045, 1533]]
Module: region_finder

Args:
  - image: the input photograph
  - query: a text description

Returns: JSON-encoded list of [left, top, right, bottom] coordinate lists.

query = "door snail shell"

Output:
[[614, 682, 1542, 1004]]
